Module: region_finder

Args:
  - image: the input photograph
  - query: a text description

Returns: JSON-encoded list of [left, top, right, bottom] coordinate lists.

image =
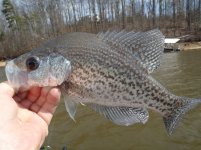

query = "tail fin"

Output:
[[163, 98, 201, 135]]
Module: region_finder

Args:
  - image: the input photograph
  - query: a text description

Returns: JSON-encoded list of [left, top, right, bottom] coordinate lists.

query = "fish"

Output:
[[5, 29, 201, 135]]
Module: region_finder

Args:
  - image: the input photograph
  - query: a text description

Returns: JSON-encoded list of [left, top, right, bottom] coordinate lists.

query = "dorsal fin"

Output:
[[98, 29, 165, 73]]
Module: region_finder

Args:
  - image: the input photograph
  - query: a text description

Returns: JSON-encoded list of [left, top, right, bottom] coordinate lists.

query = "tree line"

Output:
[[0, 0, 201, 59]]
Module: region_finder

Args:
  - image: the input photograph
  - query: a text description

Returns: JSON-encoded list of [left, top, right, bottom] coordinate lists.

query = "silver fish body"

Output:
[[5, 29, 201, 135]]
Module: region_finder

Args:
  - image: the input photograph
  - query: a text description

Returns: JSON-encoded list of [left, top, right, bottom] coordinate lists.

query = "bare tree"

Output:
[[152, 0, 156, 27], [130, 0, 135, 28], [115, 0, 120, 27], [141, 0, 144, 30], [1, 0, 201, 59], [69, 0, 78, 31], [199, 0, 201, 26], [186, 0, 191, 31], [121, 0, 126, 29], [173, 0, 176, 35], [110, 0, 115, 26]]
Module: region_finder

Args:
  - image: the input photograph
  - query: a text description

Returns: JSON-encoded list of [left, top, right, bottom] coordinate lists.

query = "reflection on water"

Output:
[[1, 50, 201, 150]]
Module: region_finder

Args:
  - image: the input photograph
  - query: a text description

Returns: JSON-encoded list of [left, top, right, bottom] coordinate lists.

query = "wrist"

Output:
[[0, 127, 39, 150]]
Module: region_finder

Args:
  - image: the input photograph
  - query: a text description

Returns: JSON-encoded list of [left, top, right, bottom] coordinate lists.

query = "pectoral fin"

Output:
[[63, 97, 77, 121], [88, 104, 149, 126]]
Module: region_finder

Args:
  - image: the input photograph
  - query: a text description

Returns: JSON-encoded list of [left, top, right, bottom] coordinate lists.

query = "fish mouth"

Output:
[[5, 60, 29, 92]]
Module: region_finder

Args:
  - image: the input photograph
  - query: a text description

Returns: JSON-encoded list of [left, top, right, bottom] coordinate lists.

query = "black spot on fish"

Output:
[[144, 99, 148, 103], [127, 74, 132, 80], [143, 82, 147, 87], [82, 68, 89, 74], [129, 91, 134, 96], [136, 90, 140, 96], [149, 103, 153, 107], [136, 81, 140, 87], [160, 99, 164, 103], [161, 109, 166, 113], [96, 86, 101, 90], [154, 89, 159, 93], [145, 94, 150, 97], [167, 103, 172, 107], [107, 75, 115, 80], [120, 79, 126, 85], [175, 101, 183, 107], [97, 80, 105, 85], [80, 76, 88, 80], [128, 82, 135, 89], [160, 92, 166, 97], [153, 97, 160, 102], [99, 71, 105, 76], [92, 73, 97, 78], [90, 67, 95, 73], [87, 80, 92, 84], [145, 87, 150, 92], [108, 82, 113, 88]]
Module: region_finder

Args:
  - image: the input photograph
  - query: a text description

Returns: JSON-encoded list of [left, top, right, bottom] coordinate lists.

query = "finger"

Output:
[[0, 82, 15, 97], [19, 99, 33, 109], [15, 91, 28, 100], [18, 87, 42, 108], [13, 92, 28, 102], [30, 87, 52, 112], [38, 88, 61, 125], [26, 86, 42, 102], [13, 95, 22, 102]]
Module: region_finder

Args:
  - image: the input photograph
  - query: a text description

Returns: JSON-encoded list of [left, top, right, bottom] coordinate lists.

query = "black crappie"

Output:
[[5, 29, 201, 135]]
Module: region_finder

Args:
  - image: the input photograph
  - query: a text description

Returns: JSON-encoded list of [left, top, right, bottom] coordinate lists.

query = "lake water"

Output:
[[1, 50, 201, 150]]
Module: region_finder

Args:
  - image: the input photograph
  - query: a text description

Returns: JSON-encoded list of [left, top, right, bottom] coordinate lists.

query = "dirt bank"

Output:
[[0, 61, 5, 67], [179, 42, 201, 51]]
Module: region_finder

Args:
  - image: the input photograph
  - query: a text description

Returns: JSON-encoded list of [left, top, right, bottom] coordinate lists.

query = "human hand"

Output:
[[0, 82, 61, 150]]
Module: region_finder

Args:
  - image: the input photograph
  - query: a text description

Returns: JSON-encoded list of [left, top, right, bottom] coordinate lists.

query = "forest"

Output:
[[0, 0, 201, 59]]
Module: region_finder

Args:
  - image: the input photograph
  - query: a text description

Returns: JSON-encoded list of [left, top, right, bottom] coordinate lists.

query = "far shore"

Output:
[[179, 42, 201, 51], [0, 42, 201, 67], [0, 61, 5, 67]]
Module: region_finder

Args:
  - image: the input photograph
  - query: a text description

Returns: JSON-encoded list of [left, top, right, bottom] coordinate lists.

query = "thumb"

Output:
[[0, 82, 15, 97]]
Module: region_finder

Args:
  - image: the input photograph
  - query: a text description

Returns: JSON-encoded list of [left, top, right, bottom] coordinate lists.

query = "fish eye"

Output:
[[26, 57, 40, 71]]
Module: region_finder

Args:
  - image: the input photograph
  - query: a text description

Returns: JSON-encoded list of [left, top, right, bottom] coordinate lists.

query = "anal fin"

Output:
[[88, 104, 149, 126]]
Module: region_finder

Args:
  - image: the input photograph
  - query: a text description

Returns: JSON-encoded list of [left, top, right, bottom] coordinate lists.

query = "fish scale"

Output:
[[5, 29, 201, 135], [68, 57, 177, 112]]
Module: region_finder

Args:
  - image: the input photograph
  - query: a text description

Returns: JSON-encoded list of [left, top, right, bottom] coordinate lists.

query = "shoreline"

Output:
[[0, 42, 201, 66], [0, 62, 5, 67], [179, 42, 201, 51], [165, 42, 201, 52]]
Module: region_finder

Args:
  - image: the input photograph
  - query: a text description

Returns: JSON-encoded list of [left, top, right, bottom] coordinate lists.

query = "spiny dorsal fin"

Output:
[[88, 104, 149, 125], [98, 29, 165, 74]]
